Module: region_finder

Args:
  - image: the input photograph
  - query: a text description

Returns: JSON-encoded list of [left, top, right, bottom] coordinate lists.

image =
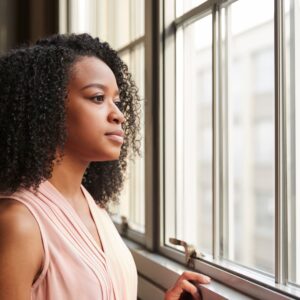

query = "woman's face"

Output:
[[64, 56, 125, 163]]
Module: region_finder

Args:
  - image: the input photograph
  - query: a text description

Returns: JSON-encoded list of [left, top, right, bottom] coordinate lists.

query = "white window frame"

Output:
[[60, 0, 151, 247], [159, 0, 300, 299], [105, 0, 150, 247]]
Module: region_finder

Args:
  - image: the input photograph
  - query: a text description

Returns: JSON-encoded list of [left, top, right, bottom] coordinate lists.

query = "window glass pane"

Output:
[[169, 15, 213, 255], [131, 0, 145, 42], [126, 44, 145, 232], [108, 0, 130, 49], [105, 0, 144, 49], [69, 0, 98, 35], [119, 50, 130, 67], [109, 50, 130, 219], [110, 46, 145, 233], [223, 0, 275, 274], [176, 0, 207, 17], [286, 0, 300, 285]]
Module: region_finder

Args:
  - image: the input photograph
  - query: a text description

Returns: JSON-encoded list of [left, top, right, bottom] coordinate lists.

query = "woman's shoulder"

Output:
[[0, 198, 44, 296], [0, 198, 38, 232], [0, 198, 44, 252]]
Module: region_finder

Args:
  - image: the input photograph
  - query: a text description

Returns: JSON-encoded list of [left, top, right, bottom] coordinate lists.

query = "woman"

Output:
[[0, 33, 210, 300]]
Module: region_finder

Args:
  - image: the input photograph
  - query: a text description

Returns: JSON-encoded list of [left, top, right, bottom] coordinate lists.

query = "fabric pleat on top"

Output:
[[0, 180, 137, 300]]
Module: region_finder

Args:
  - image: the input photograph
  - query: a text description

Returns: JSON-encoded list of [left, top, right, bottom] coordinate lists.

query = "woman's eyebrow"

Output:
[[80, 83, 119, 96]]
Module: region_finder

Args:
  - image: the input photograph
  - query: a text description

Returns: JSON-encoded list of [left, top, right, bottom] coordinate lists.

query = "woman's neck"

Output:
[[48, 152, 89, 207]]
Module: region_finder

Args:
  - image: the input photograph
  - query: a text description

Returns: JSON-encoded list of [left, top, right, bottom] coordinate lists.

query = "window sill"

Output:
[[123, 238, 298, 300]]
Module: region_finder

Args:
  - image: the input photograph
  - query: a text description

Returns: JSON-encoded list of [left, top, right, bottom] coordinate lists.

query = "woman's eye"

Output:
[[90, 95, 104, 103]]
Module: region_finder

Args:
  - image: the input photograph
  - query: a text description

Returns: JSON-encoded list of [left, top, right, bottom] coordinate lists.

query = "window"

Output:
[[223, 1, 275, 274], [98, 0, 146, 236], [162, 0, 300, 298], [169, 14, 213, 255], [115, 44, 145, 234], [100, 0, 144, 50], [63, 0, 146, 238]]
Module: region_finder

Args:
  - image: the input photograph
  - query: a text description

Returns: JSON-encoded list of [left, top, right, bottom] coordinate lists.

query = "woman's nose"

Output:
[[108, 104, 125, 124]]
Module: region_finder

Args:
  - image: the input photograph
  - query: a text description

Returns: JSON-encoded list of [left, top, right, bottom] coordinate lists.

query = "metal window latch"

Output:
[[120, 215, 129, 235], [169, 238, 205, 269]]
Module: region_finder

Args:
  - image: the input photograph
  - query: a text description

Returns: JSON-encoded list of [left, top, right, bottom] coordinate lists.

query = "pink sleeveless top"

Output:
[[3, 180, 137, 300]]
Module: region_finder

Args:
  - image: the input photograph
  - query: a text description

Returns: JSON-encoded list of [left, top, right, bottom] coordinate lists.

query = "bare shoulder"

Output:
[[0, 198, 44, 299], [0, 198, 36, 230], [0, 197, 44, 258], [0, 198, 39, 230]]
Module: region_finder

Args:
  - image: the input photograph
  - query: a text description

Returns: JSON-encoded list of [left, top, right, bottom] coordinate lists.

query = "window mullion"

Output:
[[144, 0, 159, 250], [212, 2, 221, 260], [117, 37, 145, 55], [289, 0, 298, 284], [218, 1, 227, 259], [274, 0, 288, 285], [222, 3, 232, 260]]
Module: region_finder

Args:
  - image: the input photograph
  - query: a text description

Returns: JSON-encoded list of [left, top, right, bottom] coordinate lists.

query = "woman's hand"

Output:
[[164, 271, 210, 300]]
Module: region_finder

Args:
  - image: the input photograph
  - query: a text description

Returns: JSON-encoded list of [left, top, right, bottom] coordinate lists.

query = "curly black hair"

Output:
[[0, 33, 141, 206]]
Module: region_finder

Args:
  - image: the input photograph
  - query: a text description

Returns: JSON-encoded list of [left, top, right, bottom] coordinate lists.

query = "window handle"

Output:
[[169, 238, 205, 269]]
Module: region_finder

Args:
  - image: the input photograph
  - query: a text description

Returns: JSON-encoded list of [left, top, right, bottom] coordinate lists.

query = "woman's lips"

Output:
[[105, 130, 124, 144]]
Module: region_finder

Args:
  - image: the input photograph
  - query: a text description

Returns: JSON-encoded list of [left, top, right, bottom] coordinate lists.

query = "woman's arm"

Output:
[[0, 199, 44, 300], [164, 271, 211, 300]]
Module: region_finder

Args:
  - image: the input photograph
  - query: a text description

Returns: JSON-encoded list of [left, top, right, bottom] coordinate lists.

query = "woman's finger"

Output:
[[165, 271, 210, 300], [179, 271, 210, 284], [165, 279, 201, 300]]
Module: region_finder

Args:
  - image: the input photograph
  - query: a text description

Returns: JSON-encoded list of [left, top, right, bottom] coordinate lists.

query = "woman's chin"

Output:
[[96, 152, 121, 162]]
